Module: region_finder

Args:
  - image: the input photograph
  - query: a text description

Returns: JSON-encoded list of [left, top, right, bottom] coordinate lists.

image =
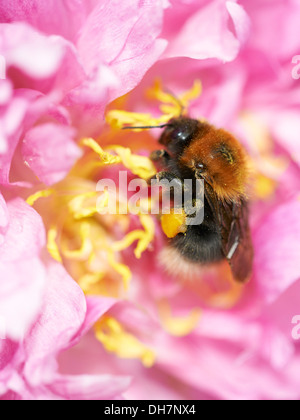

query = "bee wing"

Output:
[[225, 200, 253, 282], [204, 185, 253, 282]]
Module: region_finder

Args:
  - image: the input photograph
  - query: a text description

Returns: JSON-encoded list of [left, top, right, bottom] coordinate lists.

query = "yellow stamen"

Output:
[[158, 299, 201, 337], [146, 79, 181, 107], [106, 79, 202, 130], [108, 146, 156, 179], [81, 138, 122, 165], [112, 214, 155, 259], [62, 222, 93, 260], [47, 226, 62, 263], [133, 214, 155, 258], [94, 316, 155, 367], [106, 249, 131, 290], [180, 80, 202, 107], [68, 191, 98, 219], [82, 138, 156, 179], [78, 272, 104, 294], [147, 79, 202, 117], [106, 110, 168, 130], [26, 188, 54, 206]]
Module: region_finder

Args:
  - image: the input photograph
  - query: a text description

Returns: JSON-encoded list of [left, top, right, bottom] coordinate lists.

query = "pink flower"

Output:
[[1, 0, 300, 401]]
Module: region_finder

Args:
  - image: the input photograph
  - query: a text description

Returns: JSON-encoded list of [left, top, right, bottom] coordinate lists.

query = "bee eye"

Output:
[[159, 117, 200, 154], [169, 127, 192, 143]]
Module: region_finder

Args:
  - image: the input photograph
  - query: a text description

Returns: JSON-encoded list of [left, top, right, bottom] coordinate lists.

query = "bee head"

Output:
[[159, 117, 208, 155]]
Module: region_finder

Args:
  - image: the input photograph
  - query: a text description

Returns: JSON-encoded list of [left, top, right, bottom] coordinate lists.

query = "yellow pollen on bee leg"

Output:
[[161, 209, 187, 239], [94, 316, 155, 367]]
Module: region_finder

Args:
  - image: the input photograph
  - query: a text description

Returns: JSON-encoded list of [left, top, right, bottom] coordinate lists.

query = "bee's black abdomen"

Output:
[[170, 213, 224, 264]]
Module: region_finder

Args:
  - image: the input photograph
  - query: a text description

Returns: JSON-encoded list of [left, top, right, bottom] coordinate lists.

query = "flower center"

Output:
[[26, 80, 241, 366]]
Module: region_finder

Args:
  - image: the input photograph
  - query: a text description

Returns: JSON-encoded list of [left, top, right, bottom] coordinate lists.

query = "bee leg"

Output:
[[148, 171, 182, 187], [150, 149, 171, 164], [148, 171, 185, 212]]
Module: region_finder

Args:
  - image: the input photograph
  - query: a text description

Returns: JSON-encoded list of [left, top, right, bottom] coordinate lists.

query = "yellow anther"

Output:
[[180, 79, 202, 107], [81, 138, 122, 165], [158, 299, 201, 337], [106, 79, 203, 130], [94, 316, 155, 367], [108, 146, 156, 179], [146, 79, 180, 106]]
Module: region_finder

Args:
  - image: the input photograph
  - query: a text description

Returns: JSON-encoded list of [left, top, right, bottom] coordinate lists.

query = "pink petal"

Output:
[[0, 193, 8, 245], [271, 110, 300, 167], [265, 278, 300, 339], [0, 258, 46, 341], [0, 95, 30, 170], [157, 334, 298, 400], [22, 122, 82, 186], [226, 1, 251, 45], [0, 0, 98, 42], [23, 262, 87, 385], [0, 80, 13, 107], [0, 198, 45, 261], [242, 0, 300, 61], [109, 38, 167, 101], [253, 198, 300, 303], [163, 0, 249, 61], [77, 0, 147, 72], [77, 0, 166, 99], [0, 340, 24, 397], [48, 373, 131, 400], [0, 90, 41, 185], [0, 198, 46, 340], [74, 296, 117, 342], [0, 23, 64, 79]]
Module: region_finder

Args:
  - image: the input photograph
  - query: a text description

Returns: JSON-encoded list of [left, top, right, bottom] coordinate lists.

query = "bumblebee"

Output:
[[149, 116, 253, 283]]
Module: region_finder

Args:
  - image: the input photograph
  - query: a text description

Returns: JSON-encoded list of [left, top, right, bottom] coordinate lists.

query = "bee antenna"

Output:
[[122, 124, 170, 130]]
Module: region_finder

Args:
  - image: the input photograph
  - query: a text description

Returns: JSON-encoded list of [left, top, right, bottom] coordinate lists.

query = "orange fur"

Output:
[[179, 124, 248, 202]]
